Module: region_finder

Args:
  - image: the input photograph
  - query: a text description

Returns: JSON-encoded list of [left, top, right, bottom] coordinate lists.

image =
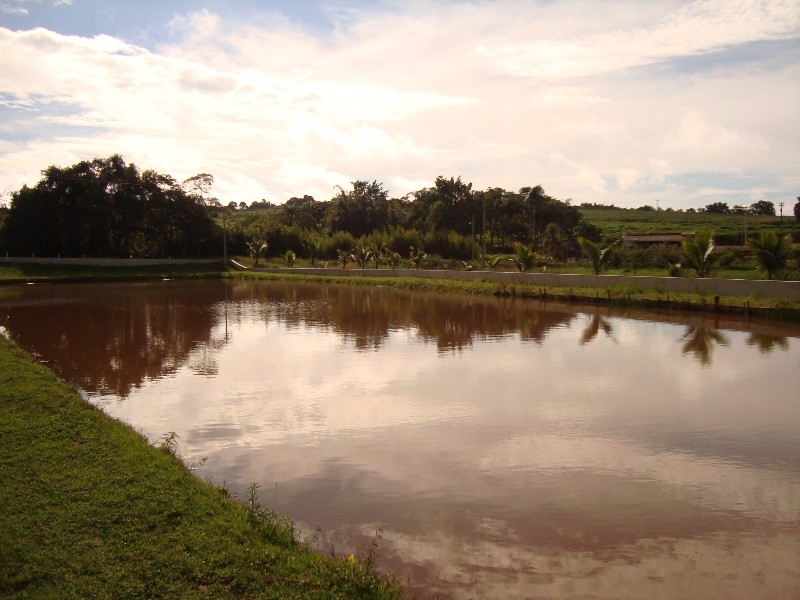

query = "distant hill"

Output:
[[579, 208, 799, 245]]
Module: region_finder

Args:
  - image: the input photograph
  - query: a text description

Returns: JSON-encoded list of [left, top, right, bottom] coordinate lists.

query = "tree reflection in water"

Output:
[[579, 311, 615, 345], [0, 281, 581, 396], [237, 282, 578, 352], [1, 280, 794, 397], [0, 282, 222, 397], [746, 332, 789, 354], [681, 325, 730, 367]]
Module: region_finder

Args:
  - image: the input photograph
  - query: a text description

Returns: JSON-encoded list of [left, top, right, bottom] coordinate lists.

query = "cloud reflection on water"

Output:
[[1, 279, 799, 597]]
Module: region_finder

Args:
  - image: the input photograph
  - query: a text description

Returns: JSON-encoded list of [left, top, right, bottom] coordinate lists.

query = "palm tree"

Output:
[[666, 262, 682, 277], [304, 237, 320, 267], [336, 249, 351, 269], [383, 247, 401, 268], [541, 223, 563, 259], [484, 255, 503, 270], [284, 249, 296, 267], [369, 245, 382, 269], [681, 230, 717, 278], [509, 243, 536, 272], [246, 238, 267, 266], [748, 231, 792, 279], [577, 237, 616, 275], [409, 246, 426, 270], [352, 245, 371, 269]]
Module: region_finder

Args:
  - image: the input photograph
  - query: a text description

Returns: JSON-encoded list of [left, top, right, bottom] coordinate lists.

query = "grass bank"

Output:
[[0, 262, 224, 285], [0, 336, 402, 599], [228, 270, 800, 322], [1, 261, 798, 322]]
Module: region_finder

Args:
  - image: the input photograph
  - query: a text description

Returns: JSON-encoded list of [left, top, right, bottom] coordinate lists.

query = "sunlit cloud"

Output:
[[476, 0, 800, 79], [0, 0, 798, 207]]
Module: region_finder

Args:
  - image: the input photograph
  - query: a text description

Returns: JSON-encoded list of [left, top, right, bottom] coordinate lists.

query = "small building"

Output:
[[621, 232, 695, 249]]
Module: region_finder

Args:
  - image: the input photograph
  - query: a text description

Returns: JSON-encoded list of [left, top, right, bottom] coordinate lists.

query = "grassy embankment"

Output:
[[0, 336, 402, 599], [233, 209, 800, 279], [0, 262, 224, 285], [1, 261, 799, 321], [229, 271, 800, 322]]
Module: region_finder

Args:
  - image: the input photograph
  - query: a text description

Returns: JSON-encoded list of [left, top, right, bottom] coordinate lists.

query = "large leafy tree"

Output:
[[749, 200, 776, 216], [474, 187, 527, 249], [323, 181, 390, 238], [280, 195, 326, 230], [520, 185, 581, 248], [704, 202, 730, 214], [1, 155, 217, 258], [409, 176, 476, 235]]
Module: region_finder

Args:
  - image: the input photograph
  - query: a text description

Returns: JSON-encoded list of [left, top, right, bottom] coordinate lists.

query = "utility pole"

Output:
[[779, 202, 784, 223], [655, 198, 660, 211], [743, 209, 747, 246], [222, 208, 228, 265], [471, 218, 475, 261], [482, 195, 487, 261]]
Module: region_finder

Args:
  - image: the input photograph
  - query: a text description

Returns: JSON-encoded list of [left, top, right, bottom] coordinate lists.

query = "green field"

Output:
[[579, 208, 799, 245]]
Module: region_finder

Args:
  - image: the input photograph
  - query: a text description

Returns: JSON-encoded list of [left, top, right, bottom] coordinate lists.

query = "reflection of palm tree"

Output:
[[580, 313, 615, 345], [681, 325, 729, 366], [746, 333, 789, 354]]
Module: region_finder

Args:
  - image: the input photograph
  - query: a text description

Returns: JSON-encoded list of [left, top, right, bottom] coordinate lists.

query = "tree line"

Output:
[[0, 156, 218, 258], [225, 177, 598, 263], [0, 156, 593, 261], [2, 155, 797, 264]]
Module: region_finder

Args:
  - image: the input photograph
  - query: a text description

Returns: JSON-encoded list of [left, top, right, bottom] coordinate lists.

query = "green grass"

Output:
[[0, 262, 224, 284], [579, 208, 800, 243], [0, 336, 402, 599], [1, 259, 797, 319], [227, 271, 800, 322]]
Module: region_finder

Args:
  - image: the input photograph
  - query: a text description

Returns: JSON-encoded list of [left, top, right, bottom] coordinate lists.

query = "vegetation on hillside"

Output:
[[578, 206, 798, 246]]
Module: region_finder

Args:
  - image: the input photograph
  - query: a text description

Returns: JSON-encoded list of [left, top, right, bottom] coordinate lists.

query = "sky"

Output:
[[0, 0, 798, 210]]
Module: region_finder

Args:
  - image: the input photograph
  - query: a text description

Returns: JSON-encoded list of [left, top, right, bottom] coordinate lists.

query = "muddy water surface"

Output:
[[1, 279, 798, 599]]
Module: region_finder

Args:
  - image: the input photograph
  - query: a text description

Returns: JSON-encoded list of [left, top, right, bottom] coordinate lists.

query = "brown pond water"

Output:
[[1, 279, 798, 599]]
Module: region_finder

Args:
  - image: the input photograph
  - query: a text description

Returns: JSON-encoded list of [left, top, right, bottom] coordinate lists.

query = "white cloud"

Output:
[[476, 0, 800, 79], [0, 3, 28, 16], [0, 0, 798, 208], [168, 8, 219, 40]]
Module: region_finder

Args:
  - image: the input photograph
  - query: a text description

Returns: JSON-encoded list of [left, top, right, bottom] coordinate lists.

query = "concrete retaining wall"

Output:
[[0, 257, 221, 267], [256, 267, 800, 301]]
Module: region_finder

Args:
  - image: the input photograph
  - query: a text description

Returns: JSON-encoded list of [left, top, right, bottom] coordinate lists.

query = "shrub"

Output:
[[321, 231, 356, 259], [422, 229, 478, 261], [380, 227, 420, 256]]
